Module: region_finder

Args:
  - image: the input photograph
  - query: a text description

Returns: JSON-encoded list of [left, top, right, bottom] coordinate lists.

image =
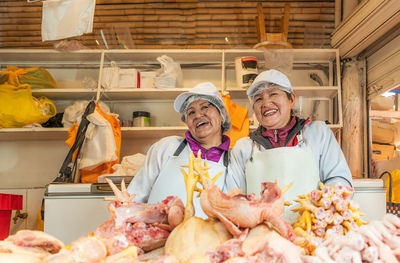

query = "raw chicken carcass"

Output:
[[200, 181, 295, 241], [43, 235, 108, 263], [0, 252, 42, 263], [96, 179, 185, 254], [96, 219, 170, 254], [165, 217, 232, 263], [108, 195, 185, 231], [0, 230, 64, 260], [242, 225, 302, 262], [203, 225, 302, 263], [105, 179, 185, 230]]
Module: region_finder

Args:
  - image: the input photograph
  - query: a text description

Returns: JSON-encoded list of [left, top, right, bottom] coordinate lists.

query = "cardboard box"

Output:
[[373, 143, 396, 161]]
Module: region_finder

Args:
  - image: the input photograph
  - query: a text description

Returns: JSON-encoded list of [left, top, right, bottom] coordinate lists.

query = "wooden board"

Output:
[[0, 0, 334, 49]]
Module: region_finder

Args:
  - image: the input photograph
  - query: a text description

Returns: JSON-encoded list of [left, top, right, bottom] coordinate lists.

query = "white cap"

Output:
[[174, 82, 224, 113], [246, 69, 292, 98]]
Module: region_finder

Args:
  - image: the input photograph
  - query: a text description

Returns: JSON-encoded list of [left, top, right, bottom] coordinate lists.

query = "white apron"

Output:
[[147, 141, 228, 219], [245, 133, 319, 223]]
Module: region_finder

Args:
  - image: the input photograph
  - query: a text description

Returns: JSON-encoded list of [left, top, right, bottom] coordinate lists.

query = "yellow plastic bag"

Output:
[[0, 82, 56, 128], [385, 169, 400, 203], [0, 66, 58, 89]]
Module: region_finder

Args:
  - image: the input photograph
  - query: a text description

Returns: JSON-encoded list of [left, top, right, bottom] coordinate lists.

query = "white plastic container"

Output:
[[352, 179, 386, 221]]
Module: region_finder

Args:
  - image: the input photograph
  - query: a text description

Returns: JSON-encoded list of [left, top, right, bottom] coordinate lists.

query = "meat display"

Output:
[[95, 179, 185, 253], [43, 235, 108, 263], [205, 225, 302, 263], [165, 150, 300, 263], [292, 182, 367, 254], [0, 230, 64, 261], [201, 181, 296, 241], [304, 213, 400, 262], [2, 150, 394, 263]]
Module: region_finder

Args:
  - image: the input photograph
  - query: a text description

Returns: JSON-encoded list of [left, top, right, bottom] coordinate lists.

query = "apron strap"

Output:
[[173, 138, 229, 168], [223, 149, 230, 167], [173, 139, 187, 156]]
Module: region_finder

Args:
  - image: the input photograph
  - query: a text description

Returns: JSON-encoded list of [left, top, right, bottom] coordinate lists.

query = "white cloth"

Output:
[[227, 121, 353, 192], [78, 108, 117, 170], [62, 101, 110, 128], [127, 136, 228, 219], [110, 153, 146, 177], [42, 0, 96, 41], [245, 132, 320, 223]]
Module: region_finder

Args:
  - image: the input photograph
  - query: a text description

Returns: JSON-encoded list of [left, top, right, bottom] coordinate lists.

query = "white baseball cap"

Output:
[[173, 82, 224, 113], [246, 69, 292, 98]]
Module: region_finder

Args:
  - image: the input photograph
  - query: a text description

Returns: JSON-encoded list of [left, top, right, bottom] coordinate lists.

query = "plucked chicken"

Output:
[[164, 151, 232, 262], [203, 224, 302, 263], [0, 230, 64, 262], [200, 181, 296, 241], [95, 179, 185, 254]]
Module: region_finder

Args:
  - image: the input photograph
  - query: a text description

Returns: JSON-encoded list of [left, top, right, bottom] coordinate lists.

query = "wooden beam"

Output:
[[256, 2, 266, 42]]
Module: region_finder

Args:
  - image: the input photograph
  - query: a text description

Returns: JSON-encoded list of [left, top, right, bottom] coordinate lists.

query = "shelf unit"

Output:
[[0, 49, 342, 141]]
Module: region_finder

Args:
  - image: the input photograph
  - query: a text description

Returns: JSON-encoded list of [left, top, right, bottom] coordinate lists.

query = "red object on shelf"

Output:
[[0, 193, 23, 240]]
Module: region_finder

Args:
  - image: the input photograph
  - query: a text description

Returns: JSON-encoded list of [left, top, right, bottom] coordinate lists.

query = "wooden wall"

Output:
[[0, 0, 335, 49]]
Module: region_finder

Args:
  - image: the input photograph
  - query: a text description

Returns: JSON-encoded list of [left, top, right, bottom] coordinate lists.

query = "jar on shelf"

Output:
[[132, 111, 150, 127]]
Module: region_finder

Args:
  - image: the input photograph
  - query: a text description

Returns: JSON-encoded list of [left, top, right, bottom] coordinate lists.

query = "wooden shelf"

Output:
[[33, 86, 339, 101], [122, 126, 187, 139], [100, 88, 191, 100], [0, 49, 102, 66], [32, 89, 98, 100], [1, 49, 343, 140], [0, 126, 188, 141], [223, 49, 338, 63], [0, 127, 69, 141], [227, 86, 339, 99], [103, 49, 223, 64], [370, 110, 400, 118]]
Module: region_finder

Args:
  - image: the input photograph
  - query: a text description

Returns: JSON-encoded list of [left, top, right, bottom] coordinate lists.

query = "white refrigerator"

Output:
[[44, 183, 113, 245]]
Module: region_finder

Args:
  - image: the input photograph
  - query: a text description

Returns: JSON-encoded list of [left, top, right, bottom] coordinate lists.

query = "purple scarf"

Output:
[[185, 131, 230, 162]]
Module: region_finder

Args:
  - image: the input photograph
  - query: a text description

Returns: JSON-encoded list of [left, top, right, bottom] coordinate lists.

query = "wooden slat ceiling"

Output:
[[0, 0, 334, 49]]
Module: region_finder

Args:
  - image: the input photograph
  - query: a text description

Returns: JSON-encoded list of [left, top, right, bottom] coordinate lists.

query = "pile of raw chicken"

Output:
[[1, 151, 400, 263]]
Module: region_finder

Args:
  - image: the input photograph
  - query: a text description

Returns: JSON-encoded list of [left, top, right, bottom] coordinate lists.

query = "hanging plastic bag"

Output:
[[0, 83, 56, 128], [155, 55, 183, 89], [0, 66, 58, 89], [41, 0, 96, 41], [65, 104, 121, 183], [62, 100, 111, 128]]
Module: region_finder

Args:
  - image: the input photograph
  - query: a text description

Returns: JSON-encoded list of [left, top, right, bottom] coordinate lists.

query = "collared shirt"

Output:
[[185, 131, 230, 162], [261, 116, 297, 148]]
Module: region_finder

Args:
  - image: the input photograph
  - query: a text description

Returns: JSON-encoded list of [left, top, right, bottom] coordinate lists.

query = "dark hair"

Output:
[[285, 92, 293, 101], [284, 91, 296, 116]]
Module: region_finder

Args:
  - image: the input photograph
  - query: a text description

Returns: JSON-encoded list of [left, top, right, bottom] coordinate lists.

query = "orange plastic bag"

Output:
[[66, 105, 121, 183]]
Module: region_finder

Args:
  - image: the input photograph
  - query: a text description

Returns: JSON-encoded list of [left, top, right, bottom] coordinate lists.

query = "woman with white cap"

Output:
[[127, 82, 231, 218], [227, 69, 352, 223]]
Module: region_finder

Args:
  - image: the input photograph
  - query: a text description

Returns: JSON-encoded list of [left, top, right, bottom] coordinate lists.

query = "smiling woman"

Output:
[[127, 82, 232, 219], [227, 69, 353, 224]]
